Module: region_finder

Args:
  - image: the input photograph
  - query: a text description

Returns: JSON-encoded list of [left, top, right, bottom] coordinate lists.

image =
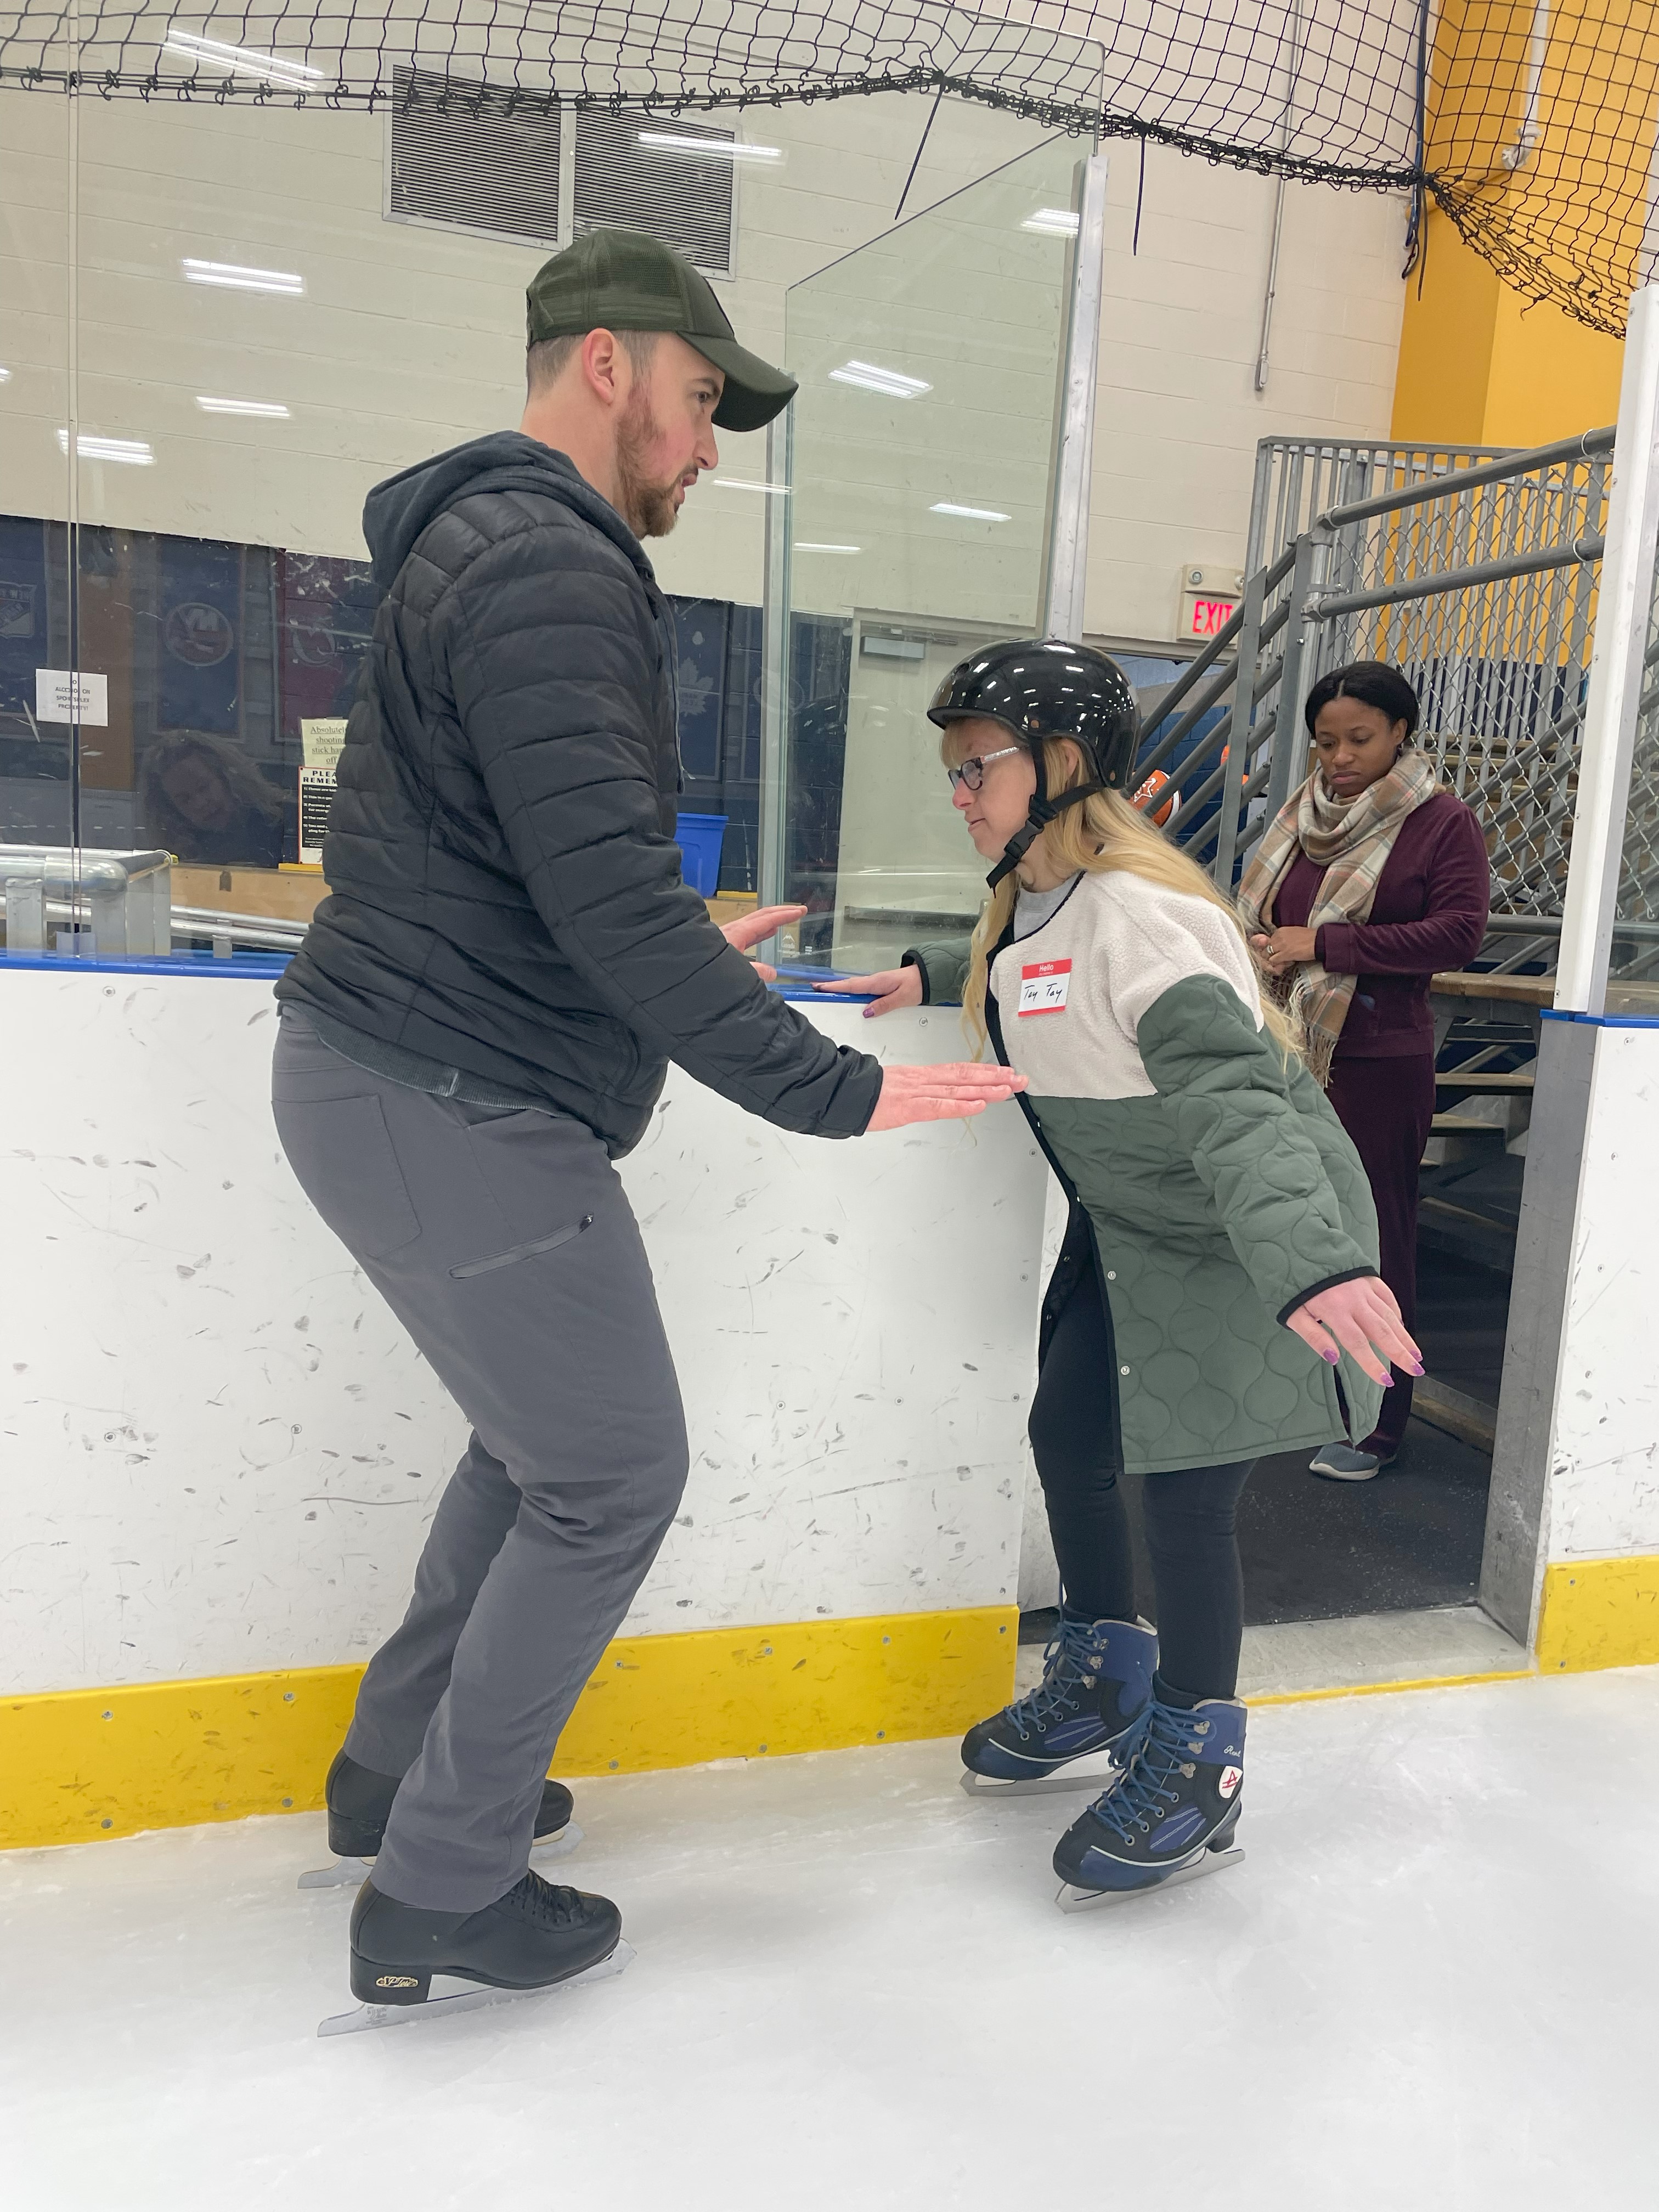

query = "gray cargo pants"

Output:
[[272, 1009, 688, 1911]]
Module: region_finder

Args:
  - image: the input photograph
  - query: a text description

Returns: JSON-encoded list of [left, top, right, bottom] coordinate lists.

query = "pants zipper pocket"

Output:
[[449, 1215, 594, 1280]]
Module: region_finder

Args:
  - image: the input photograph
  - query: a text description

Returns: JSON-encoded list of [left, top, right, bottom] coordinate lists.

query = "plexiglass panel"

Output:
[[774, 137, 1080, 968], [1, 82, 73, 883]]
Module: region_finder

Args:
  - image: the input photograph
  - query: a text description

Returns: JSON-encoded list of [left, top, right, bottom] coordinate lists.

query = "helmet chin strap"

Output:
[[986, 771, 1105, 890]]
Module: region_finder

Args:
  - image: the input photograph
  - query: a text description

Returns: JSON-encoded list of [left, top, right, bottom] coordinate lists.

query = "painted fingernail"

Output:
[[1322, 1348, 1339, 1364], [1408, 1362, 1425, 1376]]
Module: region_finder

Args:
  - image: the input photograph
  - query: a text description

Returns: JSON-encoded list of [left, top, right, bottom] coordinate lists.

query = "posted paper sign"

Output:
[[298, 765, 337, 866], [301, 716, 349, 771], [35, 668, 108, 726]]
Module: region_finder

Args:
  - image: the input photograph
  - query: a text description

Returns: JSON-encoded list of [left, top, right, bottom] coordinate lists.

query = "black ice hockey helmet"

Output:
[[928, 637, 1139, 888]]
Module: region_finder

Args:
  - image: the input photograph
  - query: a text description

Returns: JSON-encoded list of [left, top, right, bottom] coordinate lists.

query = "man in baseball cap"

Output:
[[273, 228, 1024, 2022], [525, 225, 797, 433]]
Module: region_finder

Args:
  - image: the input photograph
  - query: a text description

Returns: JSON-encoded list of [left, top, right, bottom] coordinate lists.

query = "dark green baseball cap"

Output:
[[526, 228, 796, 433]]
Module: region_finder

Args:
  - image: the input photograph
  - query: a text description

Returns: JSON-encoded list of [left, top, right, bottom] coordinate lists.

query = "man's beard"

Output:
[[614, 387, 684, 539]]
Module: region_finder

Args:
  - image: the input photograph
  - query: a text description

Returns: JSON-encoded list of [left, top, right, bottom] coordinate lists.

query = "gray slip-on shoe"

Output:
[[1308, 1441, 1383, 1481]]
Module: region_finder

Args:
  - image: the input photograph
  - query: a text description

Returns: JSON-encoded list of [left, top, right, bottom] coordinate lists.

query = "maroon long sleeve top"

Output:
[[1271, 790, 1491, 1059]]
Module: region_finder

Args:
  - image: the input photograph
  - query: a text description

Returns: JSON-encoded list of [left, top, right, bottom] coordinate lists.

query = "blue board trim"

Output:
[[1, 950, 292, 979], [1542, 1006, 1659, 1030], [0, 951, 963, 1009]]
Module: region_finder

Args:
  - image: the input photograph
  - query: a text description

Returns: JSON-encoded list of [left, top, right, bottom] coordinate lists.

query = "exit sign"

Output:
[[1186, 595, 1239, 639], [1178, 563, 1243, 642]]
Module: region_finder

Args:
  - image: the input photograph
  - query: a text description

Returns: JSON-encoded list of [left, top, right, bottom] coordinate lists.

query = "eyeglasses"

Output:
[[946, 744, 1022, 793]]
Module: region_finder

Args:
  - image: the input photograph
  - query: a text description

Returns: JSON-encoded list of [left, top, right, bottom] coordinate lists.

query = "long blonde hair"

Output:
[[960, 736, 1302, 1066]]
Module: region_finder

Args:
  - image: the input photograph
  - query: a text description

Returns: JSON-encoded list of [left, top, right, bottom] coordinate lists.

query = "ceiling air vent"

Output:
[[573, 112, 736, 277], [388, 68, 562, 249]]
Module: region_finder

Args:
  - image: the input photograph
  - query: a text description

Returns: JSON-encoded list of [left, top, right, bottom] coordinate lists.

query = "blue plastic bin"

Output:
[[675, 811, 728, 898]]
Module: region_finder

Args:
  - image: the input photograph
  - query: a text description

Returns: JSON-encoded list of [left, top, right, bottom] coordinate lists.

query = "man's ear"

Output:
[[580, 328, 625, 410]]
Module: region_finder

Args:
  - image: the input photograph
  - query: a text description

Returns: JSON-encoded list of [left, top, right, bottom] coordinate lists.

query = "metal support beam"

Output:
[[1557, 284, 1659, 1011], [1042, 151, 1109, 642], [755, 404, 794, 910]]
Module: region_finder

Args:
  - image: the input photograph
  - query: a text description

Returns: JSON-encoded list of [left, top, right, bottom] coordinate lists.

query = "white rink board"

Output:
[[0, 970, 1047, 1695], [1546, 1020, 1659, 1562]]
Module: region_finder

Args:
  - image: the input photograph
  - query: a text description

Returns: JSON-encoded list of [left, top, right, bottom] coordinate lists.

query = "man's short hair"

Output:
[[526, 328, 660, 396]]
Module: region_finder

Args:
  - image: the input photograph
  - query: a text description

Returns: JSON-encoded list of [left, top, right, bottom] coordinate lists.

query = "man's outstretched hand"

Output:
[[865, 1062, 1026, 1132], [720, 903, 808, 983]]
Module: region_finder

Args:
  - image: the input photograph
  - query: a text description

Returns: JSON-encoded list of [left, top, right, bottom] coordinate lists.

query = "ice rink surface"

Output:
[[6, 1668, 1657, 2211]]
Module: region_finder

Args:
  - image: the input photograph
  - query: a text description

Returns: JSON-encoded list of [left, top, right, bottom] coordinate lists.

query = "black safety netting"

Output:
[[2, 2, 1655, 337]]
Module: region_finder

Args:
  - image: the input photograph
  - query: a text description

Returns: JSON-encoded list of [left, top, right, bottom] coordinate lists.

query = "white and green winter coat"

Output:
[[907, 870, 1385, 1474]]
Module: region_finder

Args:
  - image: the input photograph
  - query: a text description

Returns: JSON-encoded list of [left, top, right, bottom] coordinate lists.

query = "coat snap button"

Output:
[[1106, 1270, 1116, 1280], [1120, 1364, 1131, 1376]]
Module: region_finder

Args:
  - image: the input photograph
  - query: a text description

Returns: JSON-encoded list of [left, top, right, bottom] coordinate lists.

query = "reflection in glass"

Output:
[[774, 135, 1080, 969]]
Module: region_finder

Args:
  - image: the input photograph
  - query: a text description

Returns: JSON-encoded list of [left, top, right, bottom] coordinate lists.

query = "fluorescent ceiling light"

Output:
[[196, 395, 291, 417], [710, 476, 791, 496], [58, 430, 154, 465], [1022, 207, 1080, 237], [163, 30, 324, 88], [0, 366, 11, 382], [637, 132, 781, 163], [182, 258, 304, 295], [930, 501, 1010, 522], [830, 360, 932, 399], [793, 543, 860, 554]]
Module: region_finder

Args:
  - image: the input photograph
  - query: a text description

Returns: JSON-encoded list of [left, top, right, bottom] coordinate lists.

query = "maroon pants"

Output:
[[1324, 1052, 1436, 1455]]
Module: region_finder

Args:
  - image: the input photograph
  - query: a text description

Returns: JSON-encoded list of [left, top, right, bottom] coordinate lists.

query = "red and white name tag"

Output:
[[1017, 958, 1071, 1017]]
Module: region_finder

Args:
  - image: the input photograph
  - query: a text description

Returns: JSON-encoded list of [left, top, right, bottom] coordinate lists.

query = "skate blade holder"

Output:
[[317, 1937, 634, 2038], [1055, 1845, 1244, 1914], [959, 1768, 1116, 1802], [298, 1824, 583, 1891]]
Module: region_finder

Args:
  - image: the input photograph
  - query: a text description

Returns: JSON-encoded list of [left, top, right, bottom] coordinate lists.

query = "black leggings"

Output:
[[1028, 1261, 1254, 1700]]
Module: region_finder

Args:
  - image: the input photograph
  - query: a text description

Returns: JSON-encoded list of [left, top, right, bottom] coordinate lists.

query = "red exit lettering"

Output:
[[1188, 596, 1239, 637]]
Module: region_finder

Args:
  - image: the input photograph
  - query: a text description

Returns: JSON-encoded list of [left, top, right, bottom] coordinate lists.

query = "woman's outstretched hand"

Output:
[[1285, 1276, 1423, 1387], [814, 967, 924, 1018], [865, 1062, 1026, 1131], [720, 903, 808, 983]]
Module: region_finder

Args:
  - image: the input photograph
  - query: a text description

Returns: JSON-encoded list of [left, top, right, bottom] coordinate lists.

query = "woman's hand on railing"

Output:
[[1285, 1276, 1423, 1387], [864, 1060, 1025, 1131], [813, 967, 924, 1017]]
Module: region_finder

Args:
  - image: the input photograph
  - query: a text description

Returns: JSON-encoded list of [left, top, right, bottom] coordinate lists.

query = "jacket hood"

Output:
[[362, 431, 655, 596]]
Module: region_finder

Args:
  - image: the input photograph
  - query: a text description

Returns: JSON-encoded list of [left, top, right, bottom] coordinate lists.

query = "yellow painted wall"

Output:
[[1392, 1, 1642, 448], [1392, 206, 1626, 446]]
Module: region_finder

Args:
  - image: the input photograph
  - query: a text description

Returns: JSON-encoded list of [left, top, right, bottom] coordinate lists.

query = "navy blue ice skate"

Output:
[[960, 1612, 1156, 1798], [1052, 1693, 1246, 1909]]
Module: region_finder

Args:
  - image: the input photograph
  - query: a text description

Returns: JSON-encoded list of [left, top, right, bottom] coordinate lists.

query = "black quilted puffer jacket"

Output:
[[277, 432, 882, 1155]]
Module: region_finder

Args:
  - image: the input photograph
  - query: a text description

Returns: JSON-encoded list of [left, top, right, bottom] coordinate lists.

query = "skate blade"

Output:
[[317, 1936, 634, 2039], [960, 1767, 1116, 1801], [1055, 1846, 1245, 1914], [298, 1823, 584, 1891]]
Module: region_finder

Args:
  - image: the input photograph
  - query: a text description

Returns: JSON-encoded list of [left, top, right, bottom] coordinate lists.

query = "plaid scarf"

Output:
[[1236, 748, 1442, 1084]]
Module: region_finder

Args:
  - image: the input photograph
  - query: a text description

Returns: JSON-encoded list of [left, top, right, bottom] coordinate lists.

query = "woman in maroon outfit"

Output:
[[1238, 662, 1489, 1480]]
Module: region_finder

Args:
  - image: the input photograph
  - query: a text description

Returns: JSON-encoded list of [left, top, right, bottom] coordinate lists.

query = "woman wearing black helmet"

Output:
[[821, 639, 1420, 1905]]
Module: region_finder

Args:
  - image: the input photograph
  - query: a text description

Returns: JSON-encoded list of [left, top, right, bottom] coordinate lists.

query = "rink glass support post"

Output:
[[1480, 280, 1659, 1643], [756, 403, 793, 912], [1041, 150, 1109, 643], [1556, 280, 1659, 1015]]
